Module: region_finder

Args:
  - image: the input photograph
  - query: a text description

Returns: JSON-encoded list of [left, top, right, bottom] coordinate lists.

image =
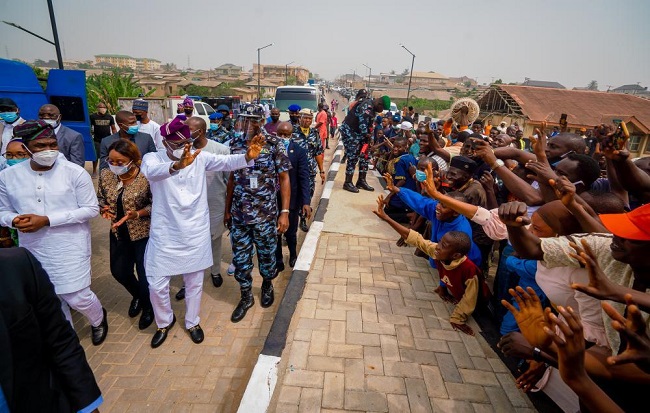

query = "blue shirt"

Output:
[[397, 188, 482, 268], [389, 154, 418, 209]]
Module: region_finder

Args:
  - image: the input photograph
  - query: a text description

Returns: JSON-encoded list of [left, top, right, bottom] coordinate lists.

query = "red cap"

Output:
[[600, 204, 650, 241]]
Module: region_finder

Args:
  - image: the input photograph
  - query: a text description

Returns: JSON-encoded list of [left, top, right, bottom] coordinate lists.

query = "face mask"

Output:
[[6, 158, 28, 167], [43, 118, 60, 128], [281, 138, 290, 151], [108, 161, 132, 176], [209, 123, 220, 131], [126, 125, 139, 135], [415, 170, 427, 182], [271, 116, 280, 122], [31, 149, 59, 167], [0, 112, 19, 123], [233, 131, 243, 138], [98, 108, 107, 114], [184, 110, 193, 116]]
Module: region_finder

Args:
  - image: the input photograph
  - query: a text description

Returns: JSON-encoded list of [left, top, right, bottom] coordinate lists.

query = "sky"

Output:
[[1, 0, 649, 89]]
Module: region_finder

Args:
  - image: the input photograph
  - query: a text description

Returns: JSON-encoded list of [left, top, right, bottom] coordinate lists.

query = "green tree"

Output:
[[286, 75, 298, 86], [401, 68, 409, 76], [587, 80, 598, 90], [86, 70, 154, 114], [31, 65, 49, 91], [493, 79, 503, 84]]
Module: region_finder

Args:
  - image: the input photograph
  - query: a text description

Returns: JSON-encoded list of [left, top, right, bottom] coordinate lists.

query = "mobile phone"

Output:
[[559, 113, 568, 130], [612, 121, 629, 150]]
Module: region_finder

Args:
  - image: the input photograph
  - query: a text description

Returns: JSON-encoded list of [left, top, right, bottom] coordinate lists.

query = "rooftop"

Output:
[[520, 79, 566, 89], [410, 71, 449, 80]]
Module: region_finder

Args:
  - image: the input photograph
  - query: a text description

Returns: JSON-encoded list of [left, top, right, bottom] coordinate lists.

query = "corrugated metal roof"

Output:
[[498, 85, 650, 129]]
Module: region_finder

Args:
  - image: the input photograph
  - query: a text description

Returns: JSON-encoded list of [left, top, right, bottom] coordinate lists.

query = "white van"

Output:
[[275, 86, 319, 121]]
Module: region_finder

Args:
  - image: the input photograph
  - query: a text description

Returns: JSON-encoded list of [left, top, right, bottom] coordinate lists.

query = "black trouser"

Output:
[[276, 208, 300, 263], [384, 204, 412, 224], [109, 232, 151, 309]]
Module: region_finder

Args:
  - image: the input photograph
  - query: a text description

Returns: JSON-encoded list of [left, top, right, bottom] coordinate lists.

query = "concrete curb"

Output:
[[237, 141, 344, 413]]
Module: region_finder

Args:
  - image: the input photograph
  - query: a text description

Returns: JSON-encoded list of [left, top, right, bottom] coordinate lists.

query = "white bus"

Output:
[[274, 86, 319, 121]]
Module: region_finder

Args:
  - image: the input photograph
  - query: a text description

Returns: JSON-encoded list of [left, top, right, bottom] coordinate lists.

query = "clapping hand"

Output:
[[602, 295, 650, 374]]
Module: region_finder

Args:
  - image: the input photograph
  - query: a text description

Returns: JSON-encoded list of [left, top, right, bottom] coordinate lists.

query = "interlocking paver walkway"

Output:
[[268, 170, 537, 413]]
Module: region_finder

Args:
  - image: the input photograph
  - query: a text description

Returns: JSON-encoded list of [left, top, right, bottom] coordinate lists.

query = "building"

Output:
[[253, 64, 309, 85], [214, 63, 243, 77], [520, 79, 566, 89], [477, 85, 650, 157], [408, 71, 449, 87], [94, 54, 160, 71], [244, 80, 279, 98], [612, 84, 649, 96]]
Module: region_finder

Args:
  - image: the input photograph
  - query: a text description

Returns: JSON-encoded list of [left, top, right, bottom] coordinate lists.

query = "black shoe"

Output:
[[261, 280, 274, 308], [211, 273, 223, 288], [138, 307, 154, 330], [231, 288, 254, 323], [277, 260, 285, 273], [188, 324, 204, 344], [355, 172, 374, 191], [128, 298, 141, 318], [91, 308, 108, 346], [343, 181, 359, 193], [289, 255, 298, 268], [175, 287, 185, 301], [299, 215, 309, 232], [151, 315, 175, 348]]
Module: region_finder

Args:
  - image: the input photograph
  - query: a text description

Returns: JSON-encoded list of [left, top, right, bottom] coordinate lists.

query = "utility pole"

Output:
[[46, 0, 64, 69], [257, 43, 273, 101], [285, 61, 294, 85], [362, 64, 371, 92], [399, 44, 415, 106]]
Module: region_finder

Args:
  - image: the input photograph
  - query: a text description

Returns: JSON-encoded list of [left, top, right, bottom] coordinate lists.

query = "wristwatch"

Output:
[[532, 347, 542, 361], [491, 159, 505, 171]]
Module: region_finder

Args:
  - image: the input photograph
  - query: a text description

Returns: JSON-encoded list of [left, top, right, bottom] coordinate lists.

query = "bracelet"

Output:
[[136, 211, 140, 219], [532, 347, 542, 361], [280, 209, 290, 214]]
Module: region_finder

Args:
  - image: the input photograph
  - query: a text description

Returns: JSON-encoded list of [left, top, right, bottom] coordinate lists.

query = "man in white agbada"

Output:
[[141, 115, 264, 348], [0, 120, 108, 345]]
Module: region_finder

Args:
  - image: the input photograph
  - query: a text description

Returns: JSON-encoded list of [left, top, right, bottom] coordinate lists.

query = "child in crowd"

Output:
[[374, 195, 489, 336], [382, 136, 418, 223]]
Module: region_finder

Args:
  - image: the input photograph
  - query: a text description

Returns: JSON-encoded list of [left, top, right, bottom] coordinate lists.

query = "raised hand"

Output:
[[421, 163, 440, 198], [372, 195, 389, 221], [383, 173, 398, 194], [175, 143, 201, 169], [549, 176, 576, 206], [112, 210, 139, 229], [543, 306, 586, 384], [602, 295, 650, 374], [498, 331, 537, 360], [246, 134, 266, 161], [498, 202, 531, 227], [569, 239, 621, 301], [502, 286, 552, 350], [525, 160, 557, 184]]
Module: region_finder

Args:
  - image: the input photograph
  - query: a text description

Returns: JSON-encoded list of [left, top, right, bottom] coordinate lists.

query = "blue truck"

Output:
[[0, 58, 94, 161]]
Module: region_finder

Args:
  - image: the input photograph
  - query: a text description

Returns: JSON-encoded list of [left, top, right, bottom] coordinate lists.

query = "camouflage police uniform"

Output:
[[340, 98, 375, 176], [229, 130, 291, 290], [291, 126, 324, 197], [208, 125, 232, 144]]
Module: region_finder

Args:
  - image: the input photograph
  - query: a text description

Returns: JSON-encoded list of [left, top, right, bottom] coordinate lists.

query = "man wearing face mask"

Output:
[[182, 97, 194, 117], [0, 120, 108, 345], [264, 107, 281, 135], [216, 105, 234, 131], [208, 111, 229, 143], [141, 115, 265, 348], [38, 104, 85, 167], [90, 102, 117, 175], [132, 99, 163, 150], [0, 98, 26, 155], [99, 110, 156, 170], [288, 104, 302, 129]]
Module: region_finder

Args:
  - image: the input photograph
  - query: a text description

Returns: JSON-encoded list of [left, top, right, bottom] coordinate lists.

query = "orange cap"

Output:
[[600, 204, 650, 241]]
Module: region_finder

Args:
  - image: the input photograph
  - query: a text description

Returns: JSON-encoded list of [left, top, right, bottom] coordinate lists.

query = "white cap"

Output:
[[400, 121, 413, 130]]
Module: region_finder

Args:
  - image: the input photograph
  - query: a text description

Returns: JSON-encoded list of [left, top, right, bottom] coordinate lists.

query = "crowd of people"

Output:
[[358, 94, 650, 412], [0, 95, 332, 410]]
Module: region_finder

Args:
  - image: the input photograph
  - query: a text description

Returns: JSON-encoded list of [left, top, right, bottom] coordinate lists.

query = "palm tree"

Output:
[[86, 70, 154, 113]]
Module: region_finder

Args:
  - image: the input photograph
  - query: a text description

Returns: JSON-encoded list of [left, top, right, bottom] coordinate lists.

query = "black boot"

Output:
[[231, 288, 254, 323], [341, 154, 347, 164], [355, 172, 374, 191], [261, 280, 275, 308], [343, 173, 359, 193]]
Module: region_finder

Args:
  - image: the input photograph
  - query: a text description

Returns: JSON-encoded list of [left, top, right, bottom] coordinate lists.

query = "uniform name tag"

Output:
[[249, 176, 258, 189]]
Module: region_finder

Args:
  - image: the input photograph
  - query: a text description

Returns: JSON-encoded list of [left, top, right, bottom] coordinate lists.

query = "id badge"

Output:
[[249, 176, 258, 189]]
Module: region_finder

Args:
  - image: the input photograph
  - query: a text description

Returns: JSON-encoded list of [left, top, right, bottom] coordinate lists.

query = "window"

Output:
[[643, 136, 650, 154], [49, 96, 85, 122], [195, 103, 206, 116], [204, 104, 215, 115], [629, 135, 641, 152]]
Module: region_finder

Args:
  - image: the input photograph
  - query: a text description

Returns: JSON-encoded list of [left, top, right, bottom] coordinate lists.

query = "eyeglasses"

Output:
[[165, 138, 195, 149], [2, 152, 29, 159]]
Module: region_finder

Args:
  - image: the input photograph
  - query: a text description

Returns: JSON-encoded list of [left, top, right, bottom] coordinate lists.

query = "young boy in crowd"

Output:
[[382, 136, 418, 223], [374, 195, 487, 336]]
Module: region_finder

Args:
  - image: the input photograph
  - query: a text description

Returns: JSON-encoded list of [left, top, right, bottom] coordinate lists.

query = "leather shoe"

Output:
[[231, 288, 254, 323], [211, 273, 223, 288], [91, 308, 108, 346], [188, 324, 204, 344], [128, 298, 141, 318], [138, 307, 154, 330], [277, 260, 285, 273], [151, 315, 176, 348], [299, 215, 309, 232], [289, 255, 298, 268], [261, 280, 274, 308], [175, 287, 185, 301]]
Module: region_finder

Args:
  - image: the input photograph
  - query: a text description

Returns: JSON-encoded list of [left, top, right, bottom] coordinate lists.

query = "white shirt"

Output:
[[0, 158, 99, 294], [138, 120, 164, 150], [141, 149, 251, 276], [201, 140, 231, 228], [1, 117, 24, 154]]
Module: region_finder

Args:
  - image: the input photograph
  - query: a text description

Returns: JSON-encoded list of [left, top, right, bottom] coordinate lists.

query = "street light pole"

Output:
[[400, 44, 415, 107], [362, 64, 371, 92], [285, 61, 294, 85], [257, 43, 273, 102]]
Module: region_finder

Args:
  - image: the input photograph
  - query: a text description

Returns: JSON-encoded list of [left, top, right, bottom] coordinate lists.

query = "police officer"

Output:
[[207, 111, 230, 143], [292, 108, 325, 198], [340, 95, 391, 192], [288, 104, 301, 129], [225, 105, 291, 323], [216, 104, 235, 131]]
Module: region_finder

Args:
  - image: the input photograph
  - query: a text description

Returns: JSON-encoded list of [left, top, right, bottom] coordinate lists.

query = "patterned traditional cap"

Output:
[[449, 155, 477, 174], [177, 103, 184, 110], [288, 104, 301, 112], [13, 120, 55, 142], [182, 97, 194, 108], [132, 99, 148, 111], [160, 115, 191, 141]]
